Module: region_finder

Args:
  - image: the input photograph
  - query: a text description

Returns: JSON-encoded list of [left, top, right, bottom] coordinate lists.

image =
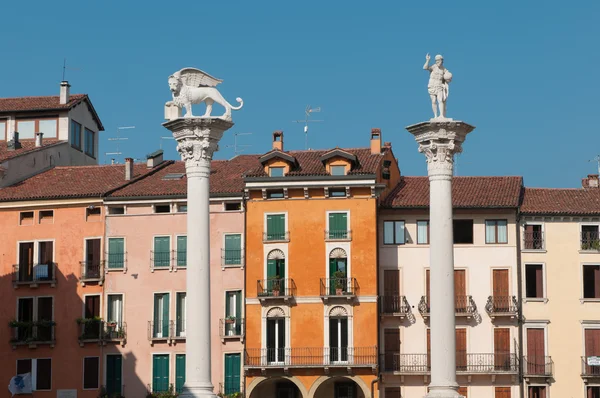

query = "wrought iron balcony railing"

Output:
[[219, 318, 244, 338], [78, 319, 102, 343], [257, 278, 296, 299], [379, 296, 411, 316], [245, 347, 377, 368], [263, 231, 290, 243], [12, 263, 57, 287], [103, 321, 126, 344], [221, 249, 243, 267], [106, 252, 126, 270], [150, 251, 172, 270], [379, 353, 518, 374], [176, 250, 187, 268], [171, 319, 186, 339], [324, 230, 352, 241], [485, 296, 519, 318], [418, 295, 477, 317], [319, 277, 358, 297], [523, 231, 545, 250], [523, 355, 553, 377], [148, 320, 171, 341], [80, 261, 104, 284], [581, 356, 600, 378], [581, 231, 600, 251], [10, 321, 55, 346]]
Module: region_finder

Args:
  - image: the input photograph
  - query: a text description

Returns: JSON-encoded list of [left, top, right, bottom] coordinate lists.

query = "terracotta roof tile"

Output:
[[521, 187, 600, 215], [382, 176, 523, 208], [0, 94, 87, 112], [246, 147, 384, 177], [0, 139, 65, 163]]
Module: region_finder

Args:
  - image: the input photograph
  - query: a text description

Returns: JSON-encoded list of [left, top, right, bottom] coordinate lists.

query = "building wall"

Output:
[[66, 102, 101, 164], [0, 200, 104, 397]]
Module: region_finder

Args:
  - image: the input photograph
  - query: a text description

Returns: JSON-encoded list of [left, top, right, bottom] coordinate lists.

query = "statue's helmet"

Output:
[[435, 54, 443, 61]]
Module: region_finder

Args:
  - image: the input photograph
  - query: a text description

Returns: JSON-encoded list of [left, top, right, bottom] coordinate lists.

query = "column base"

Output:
[[425, 387, 464, 398], [178, 382, 217, 398]]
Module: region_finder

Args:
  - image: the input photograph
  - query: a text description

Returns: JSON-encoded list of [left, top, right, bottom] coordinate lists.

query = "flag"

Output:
[[8, 373, 32, 396]]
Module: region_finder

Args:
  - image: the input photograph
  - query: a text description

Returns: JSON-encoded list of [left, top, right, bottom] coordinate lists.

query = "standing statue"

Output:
[[165, 67, 243, 121], [423, 54, 453, 119]]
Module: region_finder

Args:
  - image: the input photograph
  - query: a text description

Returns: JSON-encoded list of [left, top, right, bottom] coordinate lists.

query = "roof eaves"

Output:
[[102, 160, 175, 198]]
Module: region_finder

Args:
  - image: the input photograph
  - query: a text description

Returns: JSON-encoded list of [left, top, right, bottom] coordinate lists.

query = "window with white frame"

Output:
[[417, 220, 429, 244], [485, 219, 508, 244], [16, 358, 51, 390], [106, 294, 123, 327], [583, 264, 600, 299], [329, 306, 349, 363], [16, 297, 54, 343], [266, 307, 286, 364], [383, 221, 405, 245]]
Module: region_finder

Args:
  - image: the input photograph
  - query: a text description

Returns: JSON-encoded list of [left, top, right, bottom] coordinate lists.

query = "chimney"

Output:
[[7, 131, 22, 151], [60, 81, 70, 105], [146, 149, 164, 168], [35, 132, 44, 147], [583, 174, 599, 188], [125, 158, 133, 180], [273, 131, 284, 151], [370, 128, 382, 154]]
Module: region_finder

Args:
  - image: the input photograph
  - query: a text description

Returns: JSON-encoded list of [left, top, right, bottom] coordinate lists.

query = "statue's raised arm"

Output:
[[424, 54, 453, 120], [423, 53, 432, 71]]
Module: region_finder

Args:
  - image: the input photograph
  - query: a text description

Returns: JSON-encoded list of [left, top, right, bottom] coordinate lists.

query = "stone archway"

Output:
[[308, 376, 370, 398], [247, 376, 308, 398]]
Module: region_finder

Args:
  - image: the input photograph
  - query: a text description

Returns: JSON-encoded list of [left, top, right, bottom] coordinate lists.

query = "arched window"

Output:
[[329, 306, 349, 363], [328, 248, 348, 295], [266, 307, 285, 363], [266, 249, 285, 294]]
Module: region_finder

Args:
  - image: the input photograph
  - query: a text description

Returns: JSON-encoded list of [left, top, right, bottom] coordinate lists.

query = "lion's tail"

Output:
[[229, 97, 243, 110]]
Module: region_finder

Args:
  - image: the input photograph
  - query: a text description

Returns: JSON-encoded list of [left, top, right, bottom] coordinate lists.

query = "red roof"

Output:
[[246, 147, 385, 177], [0, 163, 158, 202], [0, 139, 65, 163], [521, 187, 600, 215], [382, 176, 523, 208], [107, 155, 262, 198]]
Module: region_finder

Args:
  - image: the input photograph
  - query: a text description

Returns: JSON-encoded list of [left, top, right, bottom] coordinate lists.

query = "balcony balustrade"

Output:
[[12, 263, 57, 288], [245, 347, 377, 369], [219, 318, 244, 340], [10, 321, 55, 348], [418, 295, 477, 318], [582, 356, 600, 380], [146, 320, 186, 343], [263, 231, 290, 243], [78, 319, 102, 345], [257, 278, 296, 302], [221, 249, 243, 267], [324, 230, 352, 241], [581, 231, 600, 251], [80, 261, 104, 285], [523, 355, 553, 379], [106, 252, 126, 270], [523, 230, 545, 250], [485, 296, 519, 319], [102, 321, 126, 346], [379, 296, 411, 317], [319, 277, 358, 300], [171, 319, 186, 340], [150, 251, 172, 270], [379, 353, 518, 374]]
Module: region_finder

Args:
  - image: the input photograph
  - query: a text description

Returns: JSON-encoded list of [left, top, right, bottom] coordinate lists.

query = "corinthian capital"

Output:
[[176, 137, 219, 166]]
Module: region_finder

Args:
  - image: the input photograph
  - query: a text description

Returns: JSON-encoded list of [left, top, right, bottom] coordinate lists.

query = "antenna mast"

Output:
[[293, 105, 323, 150], [225, 132, 252, 156], [104, 126, 135, 164], [62, 58, 81, 81]]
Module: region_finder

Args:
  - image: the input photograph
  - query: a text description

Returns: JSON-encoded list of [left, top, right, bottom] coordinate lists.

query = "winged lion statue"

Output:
[[166, 67, 243, 120]]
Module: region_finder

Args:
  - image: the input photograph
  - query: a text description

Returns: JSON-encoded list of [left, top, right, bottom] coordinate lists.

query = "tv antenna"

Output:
[[453, 153, 471, 176], [293, 105, 323, 150], [589, 155, 600, 174], [160, 136, 175, 150], [225, 132, 252, 156], [62, 58, 81, 81], [104, 126, 135, 164]]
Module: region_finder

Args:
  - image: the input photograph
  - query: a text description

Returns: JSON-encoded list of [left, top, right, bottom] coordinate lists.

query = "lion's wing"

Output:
[[179, 67, 223, 87]]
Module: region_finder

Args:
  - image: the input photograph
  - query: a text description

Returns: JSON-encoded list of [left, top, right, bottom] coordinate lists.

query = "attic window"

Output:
[[108, 206, 125, 215], [163, 173, 185, 180], [269, 167, 284, 177], [177, 204, 187, 213], [329, 188, 347, 198], [330, 165, 346, 176], [267, 189, 285, 199], [155, 204, 171, 213], [86, 206, 101, 221], [225, 202, 242, 211], [39, 210, 54, 224], [19, 211, 34, 226]]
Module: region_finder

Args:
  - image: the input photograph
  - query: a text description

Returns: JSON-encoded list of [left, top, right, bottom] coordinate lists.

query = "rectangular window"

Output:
[[224, 202, 241, 211], [582, 225, 600, 250], [153, 293, 170, 338], [524, 224, 544, 250], [108, 206, 125, 215], [176, 293, 186, 337], [527, 386, 546, 398], [224, 353, 241, 395], [36, 241, 54, 281], [177, 204, 187, 213], [583, 264, 600, 299], [417, 220, 429, 244], [525, 264, 544, 299], [269, 167, 284, 177], [225, 290, 242, 336], [105, 355, 122, 396], [224, 234, 242, 265], [71, 120, 82, 149], [155, 204, 171, 213], [453, 219, 474, 244], [486, 220, 508, 244], [587, 387, 600, 398], [107, 238, 125, 269], [152, 354, 169, 393], [328, 213, 349, 239], [383, 221, 405, 245], [0, 121, 5, 139], [86, 207, 101, 221], [153, 236, 171, 268], [495, 387, 511, 398], [83, 357, 99, 389], [266, 214, 286, 241], [175, 354, 186, 393], [16, 120, 35, 139], [329, 188, 346, 198], [39, 119, 57, 139], [84, 239, 102, 279], [266, 189, 284, 199], [39, 210, 54, 224], [177, 236, 187, 267], [107, 294, 123, 326], [19, 211, 34, 226], [330, 165, 346, 176], [84, 128, 95, 157], [16, 358, 51, 390]]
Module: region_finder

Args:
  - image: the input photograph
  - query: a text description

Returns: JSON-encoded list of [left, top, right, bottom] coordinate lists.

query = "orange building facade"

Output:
[[243, 131, 400, 398]]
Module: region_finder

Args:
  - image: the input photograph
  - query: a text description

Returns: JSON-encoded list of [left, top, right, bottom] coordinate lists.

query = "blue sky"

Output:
[[0, 1, 597, 187]]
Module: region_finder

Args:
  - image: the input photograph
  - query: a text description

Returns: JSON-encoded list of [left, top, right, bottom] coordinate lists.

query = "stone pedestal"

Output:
[[406, 120, 475, 398], [163, 117, 234, 398]]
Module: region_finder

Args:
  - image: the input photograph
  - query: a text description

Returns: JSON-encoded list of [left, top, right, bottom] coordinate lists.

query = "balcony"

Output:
[[523, 230, 545, 250], [319, 278, 358, 301], [485, 296, 519, 320], [257, 278, 296, 303], [523, 356, 553, 380], [12, 263, 57, 288], [148, 320, 172, 343], [325, 230, 352, 241], [171, 320, 186, 341], [245, 347, 377, 370], [10, 320, 55, 348], [80, 261, 105, 286], [379, 353, 518, 375], [418, 295, 477, 319], [582, 356, 600, 381], [102, 321, 126, 346], [581, 231, 600, 251], [379, 296, 411, 318], [150, 251, 172, 271], [221, 249, 243, 268], [219, 318, 244, 342], [263, 231, 290, 243], [78, 318, 102, 345]]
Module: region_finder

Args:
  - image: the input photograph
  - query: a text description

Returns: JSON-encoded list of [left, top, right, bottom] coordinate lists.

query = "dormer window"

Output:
[[269, 167, 285, 177], [330, 165, 346, 176]]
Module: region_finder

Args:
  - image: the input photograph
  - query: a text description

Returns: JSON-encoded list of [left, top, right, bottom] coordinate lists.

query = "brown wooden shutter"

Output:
[[19, 242, 34, 279], [535, 266, 543, 298], [527, 328, 545, 375], [585, 329, 600, 356], [595, 266, 600, 298], [524, 224, 534, 249], [384, 270, 400, 313], [84, 357, 99, 389], [454, 270, 466, 311], [493, 269, 509, 297], [426, 329, 431, 369], [85, 295, 100, 318], [495, 387, 511, 398], [87, 239, 101, 265], [456, 328, 467, 370], [494, 328, 510, 369], [426, 270, 431, 308], [384, 329, 400, 371]]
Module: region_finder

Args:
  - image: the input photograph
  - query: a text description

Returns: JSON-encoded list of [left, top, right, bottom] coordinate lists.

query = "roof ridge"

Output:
[[0, 93, 86, 100]]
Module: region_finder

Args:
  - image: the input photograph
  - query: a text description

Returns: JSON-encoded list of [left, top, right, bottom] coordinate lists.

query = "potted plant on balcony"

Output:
[[269, 275, 281, 296], [333, 270, 346, 295], [225, 315, 236, 324]]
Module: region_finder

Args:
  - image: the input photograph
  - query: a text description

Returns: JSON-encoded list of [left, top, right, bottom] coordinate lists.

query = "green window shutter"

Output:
[[266, 215, 274, 239], [162, 294, 170, 337], [175, 354, 185, 393], [267, 214, 285, 240], [225, 234, 241, 265], [153, 294, 160, 337], [153, 354, 169, 392], [225, 292, 232, 317], [108, 238, 124, 269], [267, 259, 277, 279], [106, 355, 122, 395], [154, 237, 170, 268], [329, 213, 348, 239], [224, 354, 241, 394], [177, 236, 187, 267], [277, 259, 285, 280]]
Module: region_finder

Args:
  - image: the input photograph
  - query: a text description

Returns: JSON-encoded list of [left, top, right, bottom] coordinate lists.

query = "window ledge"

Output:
[[522, 249, 547, 253], [523, 298, 549, 303], [580, 298, 600, 303], [106, 268, 126, 273], [579, 250, 600, 254]]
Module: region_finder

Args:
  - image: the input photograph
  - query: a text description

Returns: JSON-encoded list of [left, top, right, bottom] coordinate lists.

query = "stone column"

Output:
[[406, 120, 475, 398], [163, 117, 234, 398]]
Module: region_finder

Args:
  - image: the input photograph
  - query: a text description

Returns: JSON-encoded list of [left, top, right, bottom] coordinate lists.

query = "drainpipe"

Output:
[[515, 208, 524, 398], [242, 195, 248, 398], [373, 203, 382, 398], [371, 374, 380, 398]]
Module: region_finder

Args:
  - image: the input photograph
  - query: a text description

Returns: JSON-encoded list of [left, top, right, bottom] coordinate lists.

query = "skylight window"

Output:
[[163, 173, 185, 180]]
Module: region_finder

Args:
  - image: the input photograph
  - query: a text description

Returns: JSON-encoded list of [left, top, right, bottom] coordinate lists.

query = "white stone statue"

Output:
[[165, 67, 243, 121], [423, 54, 453, 120]]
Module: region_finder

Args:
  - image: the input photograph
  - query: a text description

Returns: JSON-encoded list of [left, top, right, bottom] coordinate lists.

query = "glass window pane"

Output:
[[497, 220, 508, 243], [394, 221, 405, 244], [417, 221, 428, 244], [39, 120, 57, 138], [269, 167, 284, 177], [331, 165, 346, 176], [383, 222, 394, 244], [36, 358, 51, 390], [0, 122, 5, 139], [485, 221, 496, 244], [17, 121, 35, 139]]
